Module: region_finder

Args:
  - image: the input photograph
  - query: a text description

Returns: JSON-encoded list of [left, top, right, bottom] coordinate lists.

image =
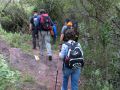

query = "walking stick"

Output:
[[55, 69, 58, 90], [55, 58, 59, 90]]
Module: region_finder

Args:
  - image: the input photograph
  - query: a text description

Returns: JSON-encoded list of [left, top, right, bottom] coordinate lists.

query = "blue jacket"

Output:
[[53, 24, 57, 38]]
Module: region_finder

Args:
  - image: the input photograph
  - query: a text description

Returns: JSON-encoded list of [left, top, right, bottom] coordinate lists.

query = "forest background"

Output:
[[0, 0, 120, 90]]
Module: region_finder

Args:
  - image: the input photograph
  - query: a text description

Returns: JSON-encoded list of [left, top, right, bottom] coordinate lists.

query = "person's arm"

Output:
[[60, 34, 64, 43], [29, 17, 33, 31], [59, 44, 68, 60], [29, 23, 32, 31], [60, 26, 67, 43]]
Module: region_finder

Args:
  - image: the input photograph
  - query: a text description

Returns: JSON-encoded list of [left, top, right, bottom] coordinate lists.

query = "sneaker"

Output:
[[48, 56, 52, 61]]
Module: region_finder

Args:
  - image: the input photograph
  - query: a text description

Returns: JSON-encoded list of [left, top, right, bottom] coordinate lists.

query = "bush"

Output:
[[0, 4, 29, 33]]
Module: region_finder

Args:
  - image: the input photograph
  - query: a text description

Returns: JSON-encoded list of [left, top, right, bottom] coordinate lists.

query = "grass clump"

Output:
[[0, 28, 32, 53]]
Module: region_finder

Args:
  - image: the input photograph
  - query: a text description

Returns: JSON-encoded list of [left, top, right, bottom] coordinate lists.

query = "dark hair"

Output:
[[64, 29, 76, 41], [64, 18, 70, 23], [40, 9, 46, 14]]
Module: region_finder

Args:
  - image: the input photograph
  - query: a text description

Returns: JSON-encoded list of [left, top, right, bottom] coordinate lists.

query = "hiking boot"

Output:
[[48, 56, 52, 61], [32, 47, 37, 50]]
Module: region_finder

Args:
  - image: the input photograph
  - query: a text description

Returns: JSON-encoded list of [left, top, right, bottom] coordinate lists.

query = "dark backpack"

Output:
[[64, 42, 84, 69], [72, 21, 78, 31], [40, 14, 52, 31]]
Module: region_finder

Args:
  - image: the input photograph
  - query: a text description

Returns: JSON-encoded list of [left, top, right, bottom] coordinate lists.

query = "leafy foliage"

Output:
[[0, 54, 20, 90], [0, 0, 120, 90], [0, 2, 29, 33]]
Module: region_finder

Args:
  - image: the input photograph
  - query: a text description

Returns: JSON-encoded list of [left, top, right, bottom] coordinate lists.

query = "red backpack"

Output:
[[40, 14, 52, 31]]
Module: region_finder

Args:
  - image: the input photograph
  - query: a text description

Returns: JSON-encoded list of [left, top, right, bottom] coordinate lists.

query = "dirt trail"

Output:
[[9, 48, 64, 90], [0, 39, 86, 90], [0, 37, 86, 90], [0, 39, 64, 90]]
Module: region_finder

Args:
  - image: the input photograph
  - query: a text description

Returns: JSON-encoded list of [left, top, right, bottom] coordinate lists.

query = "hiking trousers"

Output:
[[32, 29, 38, 49], [38, 31, 52, 56], [61, 66, 81, 90]]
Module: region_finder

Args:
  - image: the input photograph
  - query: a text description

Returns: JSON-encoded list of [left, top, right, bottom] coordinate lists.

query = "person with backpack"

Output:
[[60, 18, 71, 43], [39, 9, 53, 61], [59, 19, 71, 51], [60, 19, 79, 43], [29, 8, 40, 49], [59, 29, 84, 90]]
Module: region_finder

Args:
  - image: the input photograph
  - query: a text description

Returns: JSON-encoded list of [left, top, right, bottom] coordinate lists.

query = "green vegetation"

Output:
[[21, 74, 35, 83], [0, 28, 32, 53], [0, 0, 120, 90], [0, 54, 20, 90]]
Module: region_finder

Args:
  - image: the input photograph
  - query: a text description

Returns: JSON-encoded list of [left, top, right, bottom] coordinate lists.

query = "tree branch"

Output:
[[1, 0, 12, 13]]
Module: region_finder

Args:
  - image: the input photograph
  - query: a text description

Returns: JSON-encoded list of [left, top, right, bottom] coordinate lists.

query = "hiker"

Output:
[[59, 29, 84, 90], [38, 9, 53, 61], [59, 19, 79, 51], [29, 8, 40, 49], [59, 19, 71, 51], [60, 18, 71, 43], [52, 21, 57, 44], [60, 19, 79, 43]]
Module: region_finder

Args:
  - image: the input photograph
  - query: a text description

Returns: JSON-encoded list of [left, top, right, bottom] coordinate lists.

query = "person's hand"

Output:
[[59, 43, 62, 52]]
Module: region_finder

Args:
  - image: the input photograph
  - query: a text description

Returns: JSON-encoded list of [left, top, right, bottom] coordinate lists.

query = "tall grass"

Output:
[[0, 28, 32, 53]]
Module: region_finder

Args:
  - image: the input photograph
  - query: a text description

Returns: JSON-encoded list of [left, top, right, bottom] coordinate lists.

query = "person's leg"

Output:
[[38, 31, 45, 56], [53, 36, 56, 44], [61, 67, 71, 90], [44, 31, 52, 60], [36, 30, 39, 39], [32, 30, 36, 49], [71, 69, 80, 90], [35, 30, 39, 48]]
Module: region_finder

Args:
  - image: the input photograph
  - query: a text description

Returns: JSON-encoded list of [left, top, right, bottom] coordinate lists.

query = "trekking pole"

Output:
[[55, 68, 58, 90], [55, 58, 59, 90]]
